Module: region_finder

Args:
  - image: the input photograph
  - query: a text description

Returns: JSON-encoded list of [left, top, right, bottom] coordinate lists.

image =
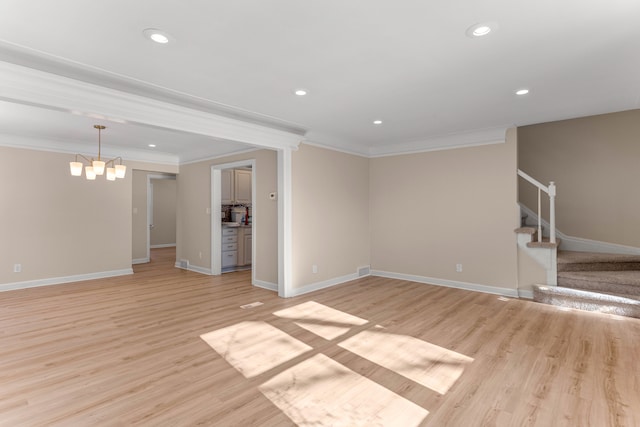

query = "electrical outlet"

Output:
[[199, 251, 203, 259], [456, 263, 463, 272], [312, 264, 318, 274], [14, 264, 21, 273]]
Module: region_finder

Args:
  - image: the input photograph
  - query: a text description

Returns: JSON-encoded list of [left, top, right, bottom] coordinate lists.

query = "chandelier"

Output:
[[69, 125, 126, 180]]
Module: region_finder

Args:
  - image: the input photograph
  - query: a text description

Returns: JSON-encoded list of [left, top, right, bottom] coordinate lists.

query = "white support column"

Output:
[[548, 181, 556, 244], [277, 147, 293, 298]]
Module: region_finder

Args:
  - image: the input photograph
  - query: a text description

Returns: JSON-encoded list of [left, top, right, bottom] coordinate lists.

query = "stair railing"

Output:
[[518, 169, 556, 244]]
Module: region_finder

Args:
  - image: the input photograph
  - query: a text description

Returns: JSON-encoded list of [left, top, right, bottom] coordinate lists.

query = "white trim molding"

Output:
[[132, 258, 150, 265], [174, 262, 212, 275], [0, 268, 133, 293], [289, 272, 361, 297], [371, 270, 520, 298], [368, 126, 508, 157], [253, 280, 278, 292], [278, 148, 294, 298], [150, 244, 177, 249], [0, 61, 303, 152], [518, 289, 534, 299]]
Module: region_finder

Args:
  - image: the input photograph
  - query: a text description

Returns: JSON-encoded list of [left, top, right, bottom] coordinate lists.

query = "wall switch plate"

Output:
[[456, 263, 463, 272], [14, 264, 21, 273], [312, 264, 318, 274]]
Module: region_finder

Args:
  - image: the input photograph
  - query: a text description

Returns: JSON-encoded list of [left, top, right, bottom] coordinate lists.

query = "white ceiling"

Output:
[[0, 0, 639, 162]]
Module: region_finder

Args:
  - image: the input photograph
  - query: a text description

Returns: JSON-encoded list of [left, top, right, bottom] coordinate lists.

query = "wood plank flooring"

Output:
[[1, 247, 639, 426]]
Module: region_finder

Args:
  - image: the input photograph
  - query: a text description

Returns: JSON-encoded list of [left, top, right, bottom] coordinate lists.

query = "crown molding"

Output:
[[0, 132, 180, 165], [0, 40, 308, 136], [0, 61, 304, 152], [368, 126, 509, 157]]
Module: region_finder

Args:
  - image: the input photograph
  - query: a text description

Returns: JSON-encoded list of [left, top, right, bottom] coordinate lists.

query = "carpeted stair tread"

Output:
[[533, 284, 640, 318], [558, 250, 640, 264], [558, 270, 640, 297], [557, 250, 640, 272]]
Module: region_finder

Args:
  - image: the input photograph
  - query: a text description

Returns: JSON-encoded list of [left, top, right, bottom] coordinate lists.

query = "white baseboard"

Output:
[[371, 270, 519, 298], [174, 262, 212, 275], [253, 280, 278, 292], [290, 272, 360, 297], [519, 203, 640, 255], [0, 268, 134, 293], [150, 244, 176, 249], [132, 258, 150, 265], [518, 289, 534, 299]]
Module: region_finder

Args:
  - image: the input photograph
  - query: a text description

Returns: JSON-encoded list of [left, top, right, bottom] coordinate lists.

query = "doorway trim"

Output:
[[211, 160, 257, 287], [147, 174, 176, 262]]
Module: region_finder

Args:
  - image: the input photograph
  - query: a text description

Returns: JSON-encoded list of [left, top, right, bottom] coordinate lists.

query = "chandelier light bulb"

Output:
[[85, 166, 96, 180]]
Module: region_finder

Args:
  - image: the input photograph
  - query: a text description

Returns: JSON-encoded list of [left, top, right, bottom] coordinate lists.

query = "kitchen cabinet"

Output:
[[222, 226, 252, 271], [221, 227, 238, 269], [236, 227, 252, 267], [234, 169, 252, 204], [243, 233, 252, 265], [221, 169, 234, 205], [221, 168, 251, 205]]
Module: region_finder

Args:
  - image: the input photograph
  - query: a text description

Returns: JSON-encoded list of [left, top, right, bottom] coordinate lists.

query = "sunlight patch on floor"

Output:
[[259, 353, 429, 427], [339, 330, 474, 395], [200, 321, 312, 378], [273, 301, 369, 340]]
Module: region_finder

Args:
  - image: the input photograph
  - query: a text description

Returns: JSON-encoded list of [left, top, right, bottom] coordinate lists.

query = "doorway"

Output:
[[147, 174, 177, 262], [211, 160, 257, 284]]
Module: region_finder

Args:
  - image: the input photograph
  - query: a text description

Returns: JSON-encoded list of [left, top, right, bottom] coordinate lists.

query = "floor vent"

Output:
[[240, 302, 264, 309], [358, 266, 371, 277]]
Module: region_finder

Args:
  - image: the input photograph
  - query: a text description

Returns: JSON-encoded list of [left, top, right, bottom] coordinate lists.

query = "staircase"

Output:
[[533, 250, 640, 318], [517, 169, 640, 318]]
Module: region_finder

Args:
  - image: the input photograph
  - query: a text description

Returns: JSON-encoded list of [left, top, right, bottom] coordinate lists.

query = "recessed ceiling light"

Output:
[[143, 28, 172, 44], [373, 120, 383, 125], [148, 144, 156, 148], [294, 89, 308, 96], [473, 26, 491, 36], [466, 22, 498, 38], [516, 89, 530, 95]]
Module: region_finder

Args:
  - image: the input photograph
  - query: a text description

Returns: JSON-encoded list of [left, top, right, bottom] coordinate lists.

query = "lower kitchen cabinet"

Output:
[[243, 234, 252, 265], [237, 227, 252, 267], [222, 226, 251, 271], [221, 227, 238, 268]]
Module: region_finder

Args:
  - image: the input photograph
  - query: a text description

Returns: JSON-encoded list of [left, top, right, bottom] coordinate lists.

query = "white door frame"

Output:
[[211, 160, 257, 286], [147, 174, 176, 261]]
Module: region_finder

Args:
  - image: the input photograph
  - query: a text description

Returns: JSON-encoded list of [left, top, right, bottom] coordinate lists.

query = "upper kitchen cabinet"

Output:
[[221, 168, 252, 205], [221, 169, 234, 204], [234, 169, 252, 204]]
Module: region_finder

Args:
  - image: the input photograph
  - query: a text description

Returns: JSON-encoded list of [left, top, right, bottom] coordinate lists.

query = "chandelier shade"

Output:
[[70, 125, 126, 181]]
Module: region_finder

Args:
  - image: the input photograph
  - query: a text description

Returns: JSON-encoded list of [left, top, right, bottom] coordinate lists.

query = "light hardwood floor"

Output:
[[1, 248, 639, 426]]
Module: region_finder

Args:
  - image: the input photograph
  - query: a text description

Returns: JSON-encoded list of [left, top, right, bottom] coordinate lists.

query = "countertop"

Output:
[[222, 222, 252, 228]]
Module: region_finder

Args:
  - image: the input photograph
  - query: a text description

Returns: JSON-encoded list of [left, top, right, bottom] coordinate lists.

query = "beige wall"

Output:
[[291, 144, 370, 289], [177, 149, 278, 284], [151, 179, 177, 246], [0, 146, 132, 285], [518, 109, 640, 247], [369, 129, 520, 290]]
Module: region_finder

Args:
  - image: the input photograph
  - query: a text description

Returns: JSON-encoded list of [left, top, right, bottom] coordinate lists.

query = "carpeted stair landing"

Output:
[[533, 250, 640, 318]]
